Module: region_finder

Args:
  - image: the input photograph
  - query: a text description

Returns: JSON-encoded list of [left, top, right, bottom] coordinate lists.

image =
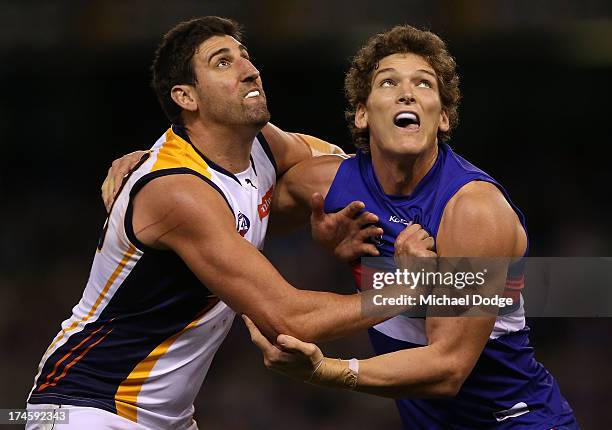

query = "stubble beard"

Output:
[[206, 93, 270, 130], [243, 97, 271, 128]]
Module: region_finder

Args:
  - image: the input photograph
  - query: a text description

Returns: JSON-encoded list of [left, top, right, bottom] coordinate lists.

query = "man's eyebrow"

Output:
[[417, 69, 437, 78], [372, 67, 396, 80], [207, 47, 230, 64], [207, 44, 250, 64]]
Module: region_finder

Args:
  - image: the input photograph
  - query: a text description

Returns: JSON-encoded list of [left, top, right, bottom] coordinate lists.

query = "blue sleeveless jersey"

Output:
[[324, 143, 575, 429]]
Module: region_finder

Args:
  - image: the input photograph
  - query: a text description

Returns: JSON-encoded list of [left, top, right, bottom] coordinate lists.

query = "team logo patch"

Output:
[[237, 212, 251, 237], [258, 185, 274, 220]]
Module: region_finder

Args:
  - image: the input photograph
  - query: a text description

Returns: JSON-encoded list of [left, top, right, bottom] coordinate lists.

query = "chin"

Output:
[[248, 109, 271, 128], [237, 103, 270, 128]]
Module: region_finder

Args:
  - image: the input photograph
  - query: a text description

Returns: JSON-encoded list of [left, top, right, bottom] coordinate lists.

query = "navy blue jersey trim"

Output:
[[171, 124, 241, 184], [250, 155, 258, 176], [29, 295, 220, 412], [256, 131, 278, 175], [125, 168, 234, 254], [97, 151, 151, 251]]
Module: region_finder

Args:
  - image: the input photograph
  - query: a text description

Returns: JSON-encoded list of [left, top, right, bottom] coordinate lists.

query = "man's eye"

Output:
[[380, 79, 395, 87], [417, 80, 432, 88], [217, 59, 230, 68]]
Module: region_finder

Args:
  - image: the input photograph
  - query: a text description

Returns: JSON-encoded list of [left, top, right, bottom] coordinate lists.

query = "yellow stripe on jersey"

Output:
[[43, 246, 138, 358], [150, 128, 212, 178], [114, 300, 219, 422]]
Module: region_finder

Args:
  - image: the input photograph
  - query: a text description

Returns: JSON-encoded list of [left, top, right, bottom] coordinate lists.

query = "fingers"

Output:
[[336, 200, 365, 220], [397, 223, 430, 242], [242, 315, 275, 355], [277, 334, 324, 364], [335, 225, 383, 260], [101, 175, 115, 212], [360, 243, 380, 257], [400, 222, 422, 236], [357, 225, 384, 241], [310, 193, 325, 222], [276, 334, 317, 356], [354, 211, 379, 228]]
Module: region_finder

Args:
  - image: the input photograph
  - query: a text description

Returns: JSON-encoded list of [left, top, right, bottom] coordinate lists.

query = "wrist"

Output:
[[308, 357, 359, 390]]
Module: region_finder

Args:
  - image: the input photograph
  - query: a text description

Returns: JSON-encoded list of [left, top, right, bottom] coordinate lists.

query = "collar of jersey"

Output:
[[171, 124, 242, 185], [360, 143, 446, 205]]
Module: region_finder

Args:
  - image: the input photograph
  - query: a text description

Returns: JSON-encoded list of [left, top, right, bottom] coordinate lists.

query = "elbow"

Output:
[[276, 316, 319, 342], [275, 315, 326, 343], [431, 377, 462, 398], [429, 365, 470, 398], [256, 308, 316, 342]]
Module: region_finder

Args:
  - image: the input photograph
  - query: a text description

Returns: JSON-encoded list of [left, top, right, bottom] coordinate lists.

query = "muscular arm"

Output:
[[132, 174, 392, 343], [354, 181, 527, 398], [249, 181, 528, 398], [268, 155, 342, 233], [261, 122, 345, 176]]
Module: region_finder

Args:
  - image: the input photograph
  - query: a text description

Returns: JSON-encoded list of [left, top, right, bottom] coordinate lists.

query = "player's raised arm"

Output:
[[261, 122, 346, 175], [132, 174, 406, 343], [245, 181, 527, 397]]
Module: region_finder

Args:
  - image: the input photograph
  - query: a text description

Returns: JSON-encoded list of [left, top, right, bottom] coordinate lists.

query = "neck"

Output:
[[183, 119, 259, 173], [370, 142, 439, 195]]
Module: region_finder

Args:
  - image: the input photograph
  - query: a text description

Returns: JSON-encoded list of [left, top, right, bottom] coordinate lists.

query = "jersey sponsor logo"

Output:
[[257, 185, 274, 220], [237, 212, 251, 236], [389, 215, 412, 226]]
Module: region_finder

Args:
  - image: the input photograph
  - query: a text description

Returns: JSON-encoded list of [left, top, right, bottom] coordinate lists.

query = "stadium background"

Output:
[[1, 1, 611, 428]]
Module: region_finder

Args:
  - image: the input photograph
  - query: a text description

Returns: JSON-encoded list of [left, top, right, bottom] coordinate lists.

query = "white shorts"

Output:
[[25, 403, 199, 430]]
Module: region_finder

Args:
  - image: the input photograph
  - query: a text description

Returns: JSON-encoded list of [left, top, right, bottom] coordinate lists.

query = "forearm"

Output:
[[356, 346, 461, 398], [270, 276, 429, 342], [311, 345, 462, 399], [272, 290, 384, 343]]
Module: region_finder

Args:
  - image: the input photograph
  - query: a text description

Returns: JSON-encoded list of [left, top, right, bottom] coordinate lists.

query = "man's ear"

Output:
[[438, 109, 450, 133], [170, 85, 198, 113], [355, 103, 368, 130]]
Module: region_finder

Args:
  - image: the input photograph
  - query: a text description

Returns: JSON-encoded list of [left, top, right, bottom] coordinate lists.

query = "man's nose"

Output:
[[240, 59, 260, 82], [397, 86, 416, 104]]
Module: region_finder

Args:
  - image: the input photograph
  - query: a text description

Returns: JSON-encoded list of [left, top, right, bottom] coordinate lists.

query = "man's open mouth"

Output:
[[394, 111, 420, 130], [245, 90, 260, 99]]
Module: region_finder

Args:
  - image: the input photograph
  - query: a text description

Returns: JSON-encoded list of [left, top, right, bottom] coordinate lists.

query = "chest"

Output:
[[369, 203, 436, 257], [216, 169, 275, 251]]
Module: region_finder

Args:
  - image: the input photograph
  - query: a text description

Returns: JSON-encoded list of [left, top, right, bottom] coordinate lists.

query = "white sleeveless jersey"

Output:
[[28, 125, 277, 430]]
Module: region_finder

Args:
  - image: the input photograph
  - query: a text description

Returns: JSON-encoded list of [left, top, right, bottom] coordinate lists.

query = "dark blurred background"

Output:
[[1, 0, 611, 428]]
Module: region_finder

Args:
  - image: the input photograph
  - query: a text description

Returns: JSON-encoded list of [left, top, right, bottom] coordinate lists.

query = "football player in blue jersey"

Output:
[[242, 26, 580, 429], [103, 22, 579, 430]]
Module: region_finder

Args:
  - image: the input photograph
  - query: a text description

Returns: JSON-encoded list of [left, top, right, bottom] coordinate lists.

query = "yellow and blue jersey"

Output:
[[28, 125, 277, 430]]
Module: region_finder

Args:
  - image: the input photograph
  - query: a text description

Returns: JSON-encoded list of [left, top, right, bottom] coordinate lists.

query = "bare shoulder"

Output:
[[262, 122, 344, 175], [132, 174, 235, 249], [281, 154, 344, 200], [261, 123, 310, 175], [437, 181, 526, 257]]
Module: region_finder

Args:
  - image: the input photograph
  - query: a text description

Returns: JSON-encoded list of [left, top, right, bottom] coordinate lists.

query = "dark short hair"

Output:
[[345, 25, 461, 151], [151, 16, 242, 123]]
